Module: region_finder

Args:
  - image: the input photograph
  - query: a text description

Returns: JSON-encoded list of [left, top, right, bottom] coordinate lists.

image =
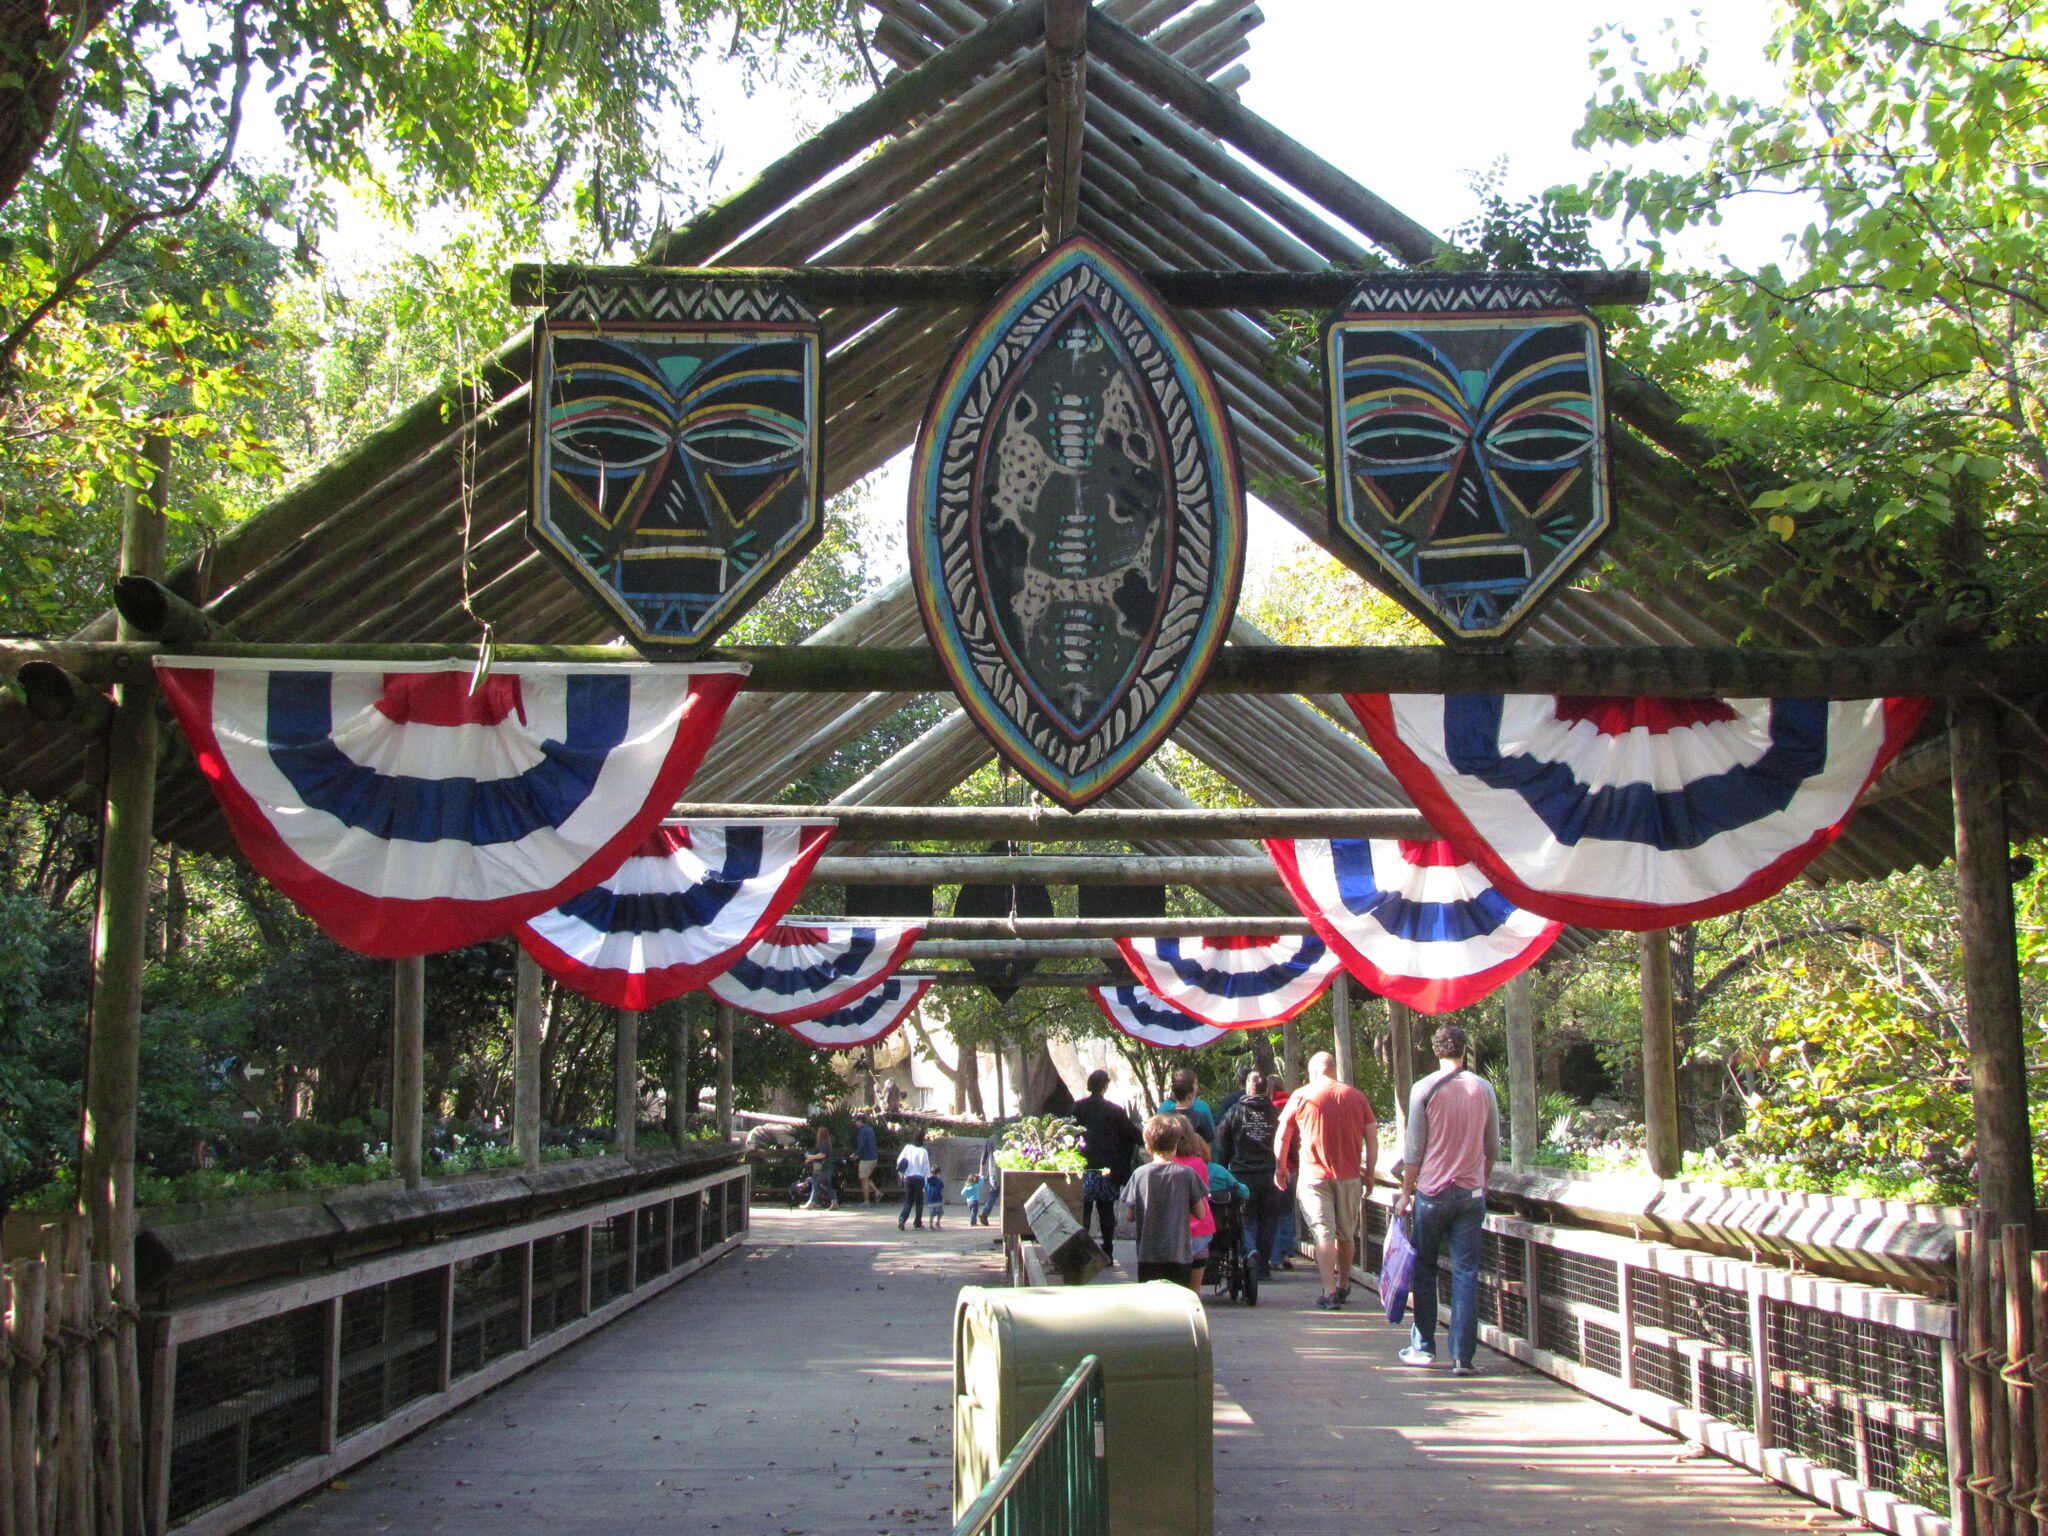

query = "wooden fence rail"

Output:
[[1952, 1212, 2048, 1536], [2, 1217, 138, 1536]]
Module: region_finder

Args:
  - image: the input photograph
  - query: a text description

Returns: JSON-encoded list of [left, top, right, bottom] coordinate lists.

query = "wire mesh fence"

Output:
[[1356, 1187, 1956, 1536], [144, 1163, 749, 1534]]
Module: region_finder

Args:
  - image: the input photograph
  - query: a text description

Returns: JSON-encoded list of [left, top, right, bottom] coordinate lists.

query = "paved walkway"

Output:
[[257, 1206, 1863, 1536]]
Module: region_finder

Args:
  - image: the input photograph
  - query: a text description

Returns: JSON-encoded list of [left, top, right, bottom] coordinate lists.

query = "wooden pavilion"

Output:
[[2, 2, 2045, 1532]]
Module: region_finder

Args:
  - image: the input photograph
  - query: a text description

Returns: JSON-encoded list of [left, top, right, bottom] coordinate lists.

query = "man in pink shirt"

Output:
[[1395, 1023, 1500, 1375], [1274, 1051, 1376, 1312]]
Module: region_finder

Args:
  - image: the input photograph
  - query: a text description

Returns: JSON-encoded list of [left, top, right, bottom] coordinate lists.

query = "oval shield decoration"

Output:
[[911, 236, 1244, 807]]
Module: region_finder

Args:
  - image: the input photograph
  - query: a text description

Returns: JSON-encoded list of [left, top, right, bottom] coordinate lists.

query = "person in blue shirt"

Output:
[[853, 1111, 881, 1204], [924, 1171, 946, 1229], [1157, 1068, 1216, 1150]]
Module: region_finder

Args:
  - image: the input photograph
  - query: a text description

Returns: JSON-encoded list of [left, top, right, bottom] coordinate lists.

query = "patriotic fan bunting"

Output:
[[1089, 985, 1230, 1050], [707, 921, 925, 1022], [1115, 935, 1339, 1028], [517, 820, 834, 1009], [1266, 839, 1563, 1015], [153, 658, 746, 957], [776, 976, 933, 1049], [1346, 693, 1930, 929]]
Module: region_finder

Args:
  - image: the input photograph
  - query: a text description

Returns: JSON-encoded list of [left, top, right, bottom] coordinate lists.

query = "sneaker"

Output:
[[897, 1219, 906, 1231], [1335, 1284, 1352, 1304], [1252, 1257, 1271, 1281], [1397, 1346, 1437, 1367], [1278, 1259, 1295, 1271], [1450, 1362, 1477, 1377], [1315, 1293, 1340, 1311]]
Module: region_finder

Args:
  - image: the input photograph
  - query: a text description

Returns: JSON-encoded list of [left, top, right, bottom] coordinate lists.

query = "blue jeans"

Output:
[[1270, 1199, 1297, 1266], [1409, 1185, 1486, 1367]]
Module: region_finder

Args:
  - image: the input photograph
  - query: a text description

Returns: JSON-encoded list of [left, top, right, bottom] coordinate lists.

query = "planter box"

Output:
[[999, 1169, 1083, 1238]]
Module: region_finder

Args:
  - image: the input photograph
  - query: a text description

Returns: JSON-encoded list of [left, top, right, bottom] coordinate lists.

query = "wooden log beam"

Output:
[[111, 575, 224, 644], [812, 853, 1283, 884], [914, 940, 1123, 959], [1041, 0, 1088, 247], [14, 662, 111, 729], [690, 803, 1430, 840], [12, 636, 2038, 700], [920, 970, 1129, 987], [1639, 929, 1681, 1180], [891, 914, 1313, 938], [508, 261, 1651, 310]]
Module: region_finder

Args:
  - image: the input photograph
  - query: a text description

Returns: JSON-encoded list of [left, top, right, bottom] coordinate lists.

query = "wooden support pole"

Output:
[[9, 1262, 44, 1536], [1952, 697, 2035, 1229], [813, 852, 1282, 885], [669, 1011, 691, 1141], [392, 958, 425, 1191], [513, 949, 544, 1176], [1505, 971, 1540, 1174], [13, 635, 2043, 700], [1281, 1023, 1304, 1088], [2003, 1222, 2036, 1532], [1388, 1000, 1416, 1145], [1639, 929, 1681, 1180], [715, 1004, 736, 1143], [1041, 0, 1088, 246], [507, 262, 1650, 311], [82, 436, 165, 1536], [614, 1008, 639, 1157], [1331, 975, 1355, 1087]]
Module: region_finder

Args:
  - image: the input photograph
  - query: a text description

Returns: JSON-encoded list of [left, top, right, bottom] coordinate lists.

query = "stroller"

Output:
[[788, 1154, 842, 1209], [1206, 1186, 1258, 1306]]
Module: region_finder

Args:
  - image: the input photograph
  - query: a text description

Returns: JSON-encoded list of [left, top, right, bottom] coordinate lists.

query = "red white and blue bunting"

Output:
[[153, 659, 746, 958], [1089, 984, 1230, 1050], [775, 975, 933, 1049], [1114, 935, 1339, 1028], [1347, 693, 1929, 930], [1266, 838, 1563, 1016], [517, 820, 834, 1009], [706, 921, 925, 1022]]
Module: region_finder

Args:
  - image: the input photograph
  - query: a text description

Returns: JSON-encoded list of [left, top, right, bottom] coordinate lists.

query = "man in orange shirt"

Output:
[[1274, 1050, 1376, 1311]]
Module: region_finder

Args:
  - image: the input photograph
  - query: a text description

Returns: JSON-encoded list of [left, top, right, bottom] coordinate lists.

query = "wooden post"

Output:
[[614, 1008, 639, 1157], [1505, 971, 1539, 1173], [2003, 1223, 2036, 1532], [392, 957, 425, 1191], [1281, 1022, 1304, 1087], [60, 1227, 91, 1536], [1952, 697, 2035, 1229], [513, 949, 544, 1176], [81, 436, 166, 1536], [1639, 929, 1681, 1179], [715, 1003, 735, 1143], [1041, 0, 1088, 246], [1387, 1001, 1416, 1144], [10, 1261, 43, 1536], [1330, 976, 1355, 1086], [668, 1011, 690, 1143], [0, 1267, 12, 1536]]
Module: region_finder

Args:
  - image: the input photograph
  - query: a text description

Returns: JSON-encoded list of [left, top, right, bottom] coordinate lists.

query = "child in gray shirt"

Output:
[[1120, 1113, 1211, 1290]]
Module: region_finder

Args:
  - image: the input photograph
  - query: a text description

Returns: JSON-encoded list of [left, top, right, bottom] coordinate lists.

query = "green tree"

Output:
[[1576, 0, 2048, 638]]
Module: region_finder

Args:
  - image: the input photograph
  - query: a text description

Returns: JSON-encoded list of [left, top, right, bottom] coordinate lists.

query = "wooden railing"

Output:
[[1953, 1214, 2044, 1536], [140, 1162, 749, 1536], [1356, 1188, 1955, 1536]]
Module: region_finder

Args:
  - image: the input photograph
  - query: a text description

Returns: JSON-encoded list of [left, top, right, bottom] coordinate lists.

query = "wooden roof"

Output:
[[0, 0, 2006, 896]]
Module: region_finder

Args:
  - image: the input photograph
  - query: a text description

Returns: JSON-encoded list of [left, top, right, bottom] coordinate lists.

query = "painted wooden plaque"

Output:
[[911, 237, 1244, 808], [529, 279, 824, 654], [1323, 273, 1611, 644]]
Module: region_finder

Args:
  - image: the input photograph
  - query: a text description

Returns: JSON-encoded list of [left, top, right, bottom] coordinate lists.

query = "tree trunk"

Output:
[[0, 0, 117, 217]]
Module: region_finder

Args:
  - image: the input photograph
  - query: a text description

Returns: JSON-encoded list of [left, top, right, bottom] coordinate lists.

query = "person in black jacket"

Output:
[[1215, 1072, 1285, 1280], [1071, 1070, 1142, 1264]]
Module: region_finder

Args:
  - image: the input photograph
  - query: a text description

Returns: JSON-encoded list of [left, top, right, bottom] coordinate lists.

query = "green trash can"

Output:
[[953, 1281, 1212, 1536]]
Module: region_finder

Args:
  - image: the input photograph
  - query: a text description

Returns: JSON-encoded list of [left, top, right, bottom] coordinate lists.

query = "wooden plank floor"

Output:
[[254, 1206, 1866, 1536]]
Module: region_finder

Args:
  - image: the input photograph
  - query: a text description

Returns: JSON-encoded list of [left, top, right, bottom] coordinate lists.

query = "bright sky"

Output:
[[679, 0, 1795, 586]]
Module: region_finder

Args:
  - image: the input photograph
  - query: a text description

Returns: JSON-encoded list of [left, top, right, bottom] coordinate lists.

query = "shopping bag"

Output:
[[1380, 1212, 1417, 1324]]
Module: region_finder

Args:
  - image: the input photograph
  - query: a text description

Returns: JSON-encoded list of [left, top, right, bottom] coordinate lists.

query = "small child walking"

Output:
[[1119, 1114, 1211, 1289], [924, 1170, 946, 1229]]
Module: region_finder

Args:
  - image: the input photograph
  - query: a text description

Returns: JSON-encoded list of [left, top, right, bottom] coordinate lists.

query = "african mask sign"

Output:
[[529, 279, 823, 654], [1323, 274, 1611, 644], [911, 237, 1244, 808]]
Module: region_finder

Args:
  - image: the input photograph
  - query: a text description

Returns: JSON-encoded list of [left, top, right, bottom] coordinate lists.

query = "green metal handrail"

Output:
[[951, 1353, 1109, 1536]]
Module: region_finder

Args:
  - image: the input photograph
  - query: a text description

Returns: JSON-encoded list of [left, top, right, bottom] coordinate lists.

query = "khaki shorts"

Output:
[[858, 1159, 878, 1181], [1301, 1175, 1362, 1246]]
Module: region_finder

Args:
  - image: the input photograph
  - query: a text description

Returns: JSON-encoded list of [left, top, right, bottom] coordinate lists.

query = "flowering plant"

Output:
[[992, 1114, 1088, 1173]]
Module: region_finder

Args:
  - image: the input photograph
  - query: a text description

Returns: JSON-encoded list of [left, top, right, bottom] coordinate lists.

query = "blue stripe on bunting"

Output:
[[1151, 935, 1330, 998], [725, 929, 882, 997], [815, 978, 910, 1031], [1107, 985, 1212, 1035], [1329, 840, 1521, 943], [1440, 695, 1831, 851], [553, 826, 766, 936], [265, 670, 632, 845]]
